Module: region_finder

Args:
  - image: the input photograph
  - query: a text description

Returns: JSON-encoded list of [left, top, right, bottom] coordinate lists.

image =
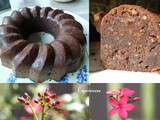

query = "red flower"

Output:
[[106, 88, 135, 98], [119, 88, 135, 98], [19, 116, 31, 120], [133, 97, 141, 102], [44, 87, 57, 98], [106, 91, 119, 97], [17, 97, 26, 104], [52, 99, 64, 110], [109, 97, 136, 119], [45, 96, 50, 103], [18, 87, 63, 119], [24, 101, 42, 115]]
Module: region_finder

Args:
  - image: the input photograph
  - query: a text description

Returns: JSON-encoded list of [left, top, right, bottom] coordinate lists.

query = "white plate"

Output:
[[0, 8, 89, 83], [89, 70, 160, 83]]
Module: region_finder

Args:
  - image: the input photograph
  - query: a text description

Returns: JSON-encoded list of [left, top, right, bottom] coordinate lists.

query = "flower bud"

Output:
[[25, 101, 30, 106], [133, 97, 141, 102], [53, 105, 60, 110], [50, 93, 56, 99], [38, 93, 42, 98], [44, 92, 49, 97], [24, 93, 31, 99], [45, 97, 50, 103], [44, 87, 49, 96], [55, 101, 60, 105], [17, 97, 25, 104], [48, 105, 51, 109], [34, 99, 39, 104]]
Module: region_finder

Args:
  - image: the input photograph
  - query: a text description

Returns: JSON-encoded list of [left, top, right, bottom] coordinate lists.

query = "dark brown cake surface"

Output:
[[0, 6, 86, 82], [101, 5, 160, 72]]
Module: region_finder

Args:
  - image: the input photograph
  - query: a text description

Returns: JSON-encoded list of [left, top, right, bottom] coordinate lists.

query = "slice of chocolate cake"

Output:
[[101, 5, 160, 72]]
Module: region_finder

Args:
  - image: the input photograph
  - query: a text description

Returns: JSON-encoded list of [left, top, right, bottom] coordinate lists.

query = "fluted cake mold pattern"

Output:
[[0, 6, 88, 83]]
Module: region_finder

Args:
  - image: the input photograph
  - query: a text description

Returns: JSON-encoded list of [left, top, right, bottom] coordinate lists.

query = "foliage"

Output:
[[0, 84, 88, 120]]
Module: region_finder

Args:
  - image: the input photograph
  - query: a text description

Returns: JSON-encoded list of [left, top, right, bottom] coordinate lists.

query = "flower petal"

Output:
[[109, 108, 119, 117], [106, 91, 114, 96], [119, 109, 128, 119], [133, 97, 141, 102], [106, 91, 119, 96], [120, 88, 135, 97], [109, 98, 119, 107], [119, 96, 128, 104], [24, 101, 42, 114], [124, 104, 136, 112]]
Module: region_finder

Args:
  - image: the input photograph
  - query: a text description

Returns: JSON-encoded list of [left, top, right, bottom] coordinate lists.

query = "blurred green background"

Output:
[[0, 83, 159, 120], [0, 84, 89, 120]]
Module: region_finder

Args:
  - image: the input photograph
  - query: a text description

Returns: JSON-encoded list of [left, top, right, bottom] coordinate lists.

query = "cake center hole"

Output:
[[28, 32, 55, 44]]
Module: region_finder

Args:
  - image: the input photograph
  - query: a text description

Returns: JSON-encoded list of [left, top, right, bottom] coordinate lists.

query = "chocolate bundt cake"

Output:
[[0, 6, 86, 82], [101, 5, 160, 72]]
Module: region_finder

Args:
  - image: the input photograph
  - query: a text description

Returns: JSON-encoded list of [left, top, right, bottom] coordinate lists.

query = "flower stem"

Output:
[[42, 104, 46, 120], [41, 95, 46, 120], [29, 105, 39, 120], [108, 84, 121, 120], [142, 84, 155, 120]]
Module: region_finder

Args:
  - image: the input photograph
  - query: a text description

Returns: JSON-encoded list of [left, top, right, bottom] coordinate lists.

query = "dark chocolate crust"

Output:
[[0, 6, 86, 82], [101, 5, 160, 72]]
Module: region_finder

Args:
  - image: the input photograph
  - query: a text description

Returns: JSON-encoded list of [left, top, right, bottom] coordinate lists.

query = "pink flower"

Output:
[[106, 91, 119, 96], [119, 88, 135, 98], [17, 97, 26, 104], [106, 88, 135, 98], [52, 99, 64, 110], [24, 101, 42, 115], [107, 88, 140, 119], [19, 116, 31, 120], [109, 97, 136, 119], [133, 97, 141, 102], [44, 87, 57, 98]]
